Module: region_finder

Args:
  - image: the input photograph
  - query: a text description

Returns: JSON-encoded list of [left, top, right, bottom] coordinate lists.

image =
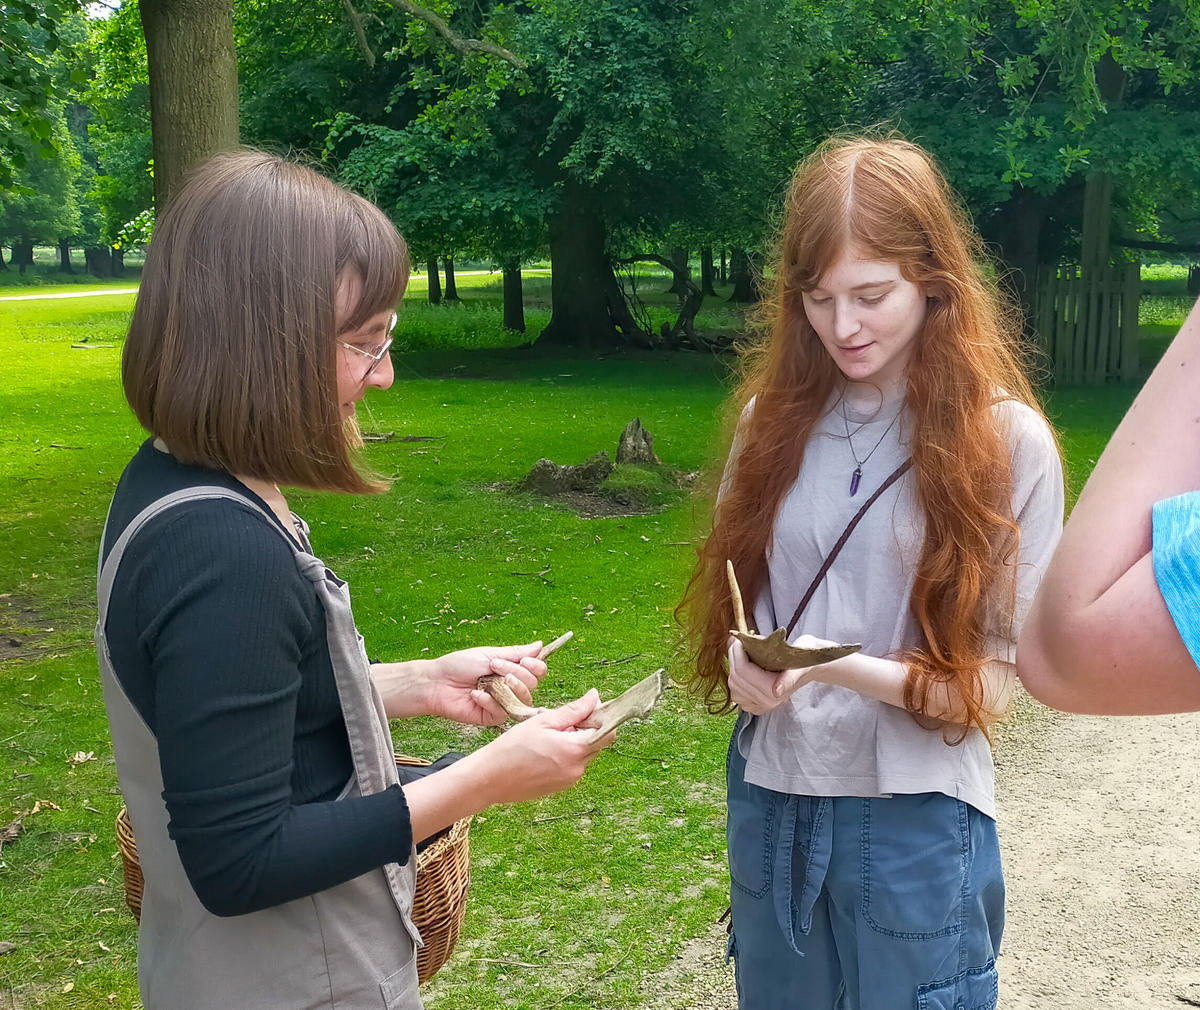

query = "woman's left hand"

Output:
[[426, 642, 548, 726]]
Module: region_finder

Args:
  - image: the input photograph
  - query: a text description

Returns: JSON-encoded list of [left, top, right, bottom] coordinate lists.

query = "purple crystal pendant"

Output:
[[849, 466, 862, 497]]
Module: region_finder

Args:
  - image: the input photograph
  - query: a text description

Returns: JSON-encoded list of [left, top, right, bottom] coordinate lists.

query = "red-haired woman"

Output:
[[681, 137, 1064, 1009]]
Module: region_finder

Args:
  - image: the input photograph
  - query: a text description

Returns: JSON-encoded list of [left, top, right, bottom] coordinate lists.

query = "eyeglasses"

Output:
[[338, 314, 397, 379]]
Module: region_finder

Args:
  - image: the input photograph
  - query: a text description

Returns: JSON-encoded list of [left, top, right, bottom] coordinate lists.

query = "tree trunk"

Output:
[[85, 246, 114, 278], [502, 263, 525, 332], [57, 239, 73, 273], [443, 257, 459, 300], [541, 188, 643, 348], [700, 246, 716, 296], [719, 248, 727, 284], [1080, 173, 1114, 271], [666, 246, 689, 294], [12, 241, 34, 273], [729, 248, 756, 303], [426, 257, 442, 304], [139, 0, 239, 210], [0, 247, 8, 272], [991, 188, 1046, 336], [112, 248, 125, 276]]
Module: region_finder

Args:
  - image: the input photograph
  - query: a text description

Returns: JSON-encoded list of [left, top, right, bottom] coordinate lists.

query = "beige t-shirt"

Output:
[[734, 389, 1064, 818]]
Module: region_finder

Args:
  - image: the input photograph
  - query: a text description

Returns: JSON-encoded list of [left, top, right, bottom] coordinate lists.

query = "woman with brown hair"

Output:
[[680, 137, 1064, 1008], [98, 149, 613, 1009]]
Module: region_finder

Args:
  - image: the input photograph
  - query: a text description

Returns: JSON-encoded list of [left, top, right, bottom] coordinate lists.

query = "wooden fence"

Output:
[[1033, 262, 1140, 384]]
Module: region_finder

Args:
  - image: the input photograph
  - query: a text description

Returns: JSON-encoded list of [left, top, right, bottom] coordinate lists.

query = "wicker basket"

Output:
[[114, 753, 472, 985]]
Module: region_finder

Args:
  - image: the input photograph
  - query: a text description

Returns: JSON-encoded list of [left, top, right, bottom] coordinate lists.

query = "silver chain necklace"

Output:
[[839, 396, 902, 497]]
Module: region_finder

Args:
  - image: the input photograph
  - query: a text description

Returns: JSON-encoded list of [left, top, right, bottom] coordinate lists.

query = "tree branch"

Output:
[[1116, 237, 1200, 255], [615, 254, 716, 352], [341, 0, 375, 68], [383, 0, 528, 69]]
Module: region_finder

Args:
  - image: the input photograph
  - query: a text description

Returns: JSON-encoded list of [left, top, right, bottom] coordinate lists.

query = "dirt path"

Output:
[[659, 692, 1200, 1009]]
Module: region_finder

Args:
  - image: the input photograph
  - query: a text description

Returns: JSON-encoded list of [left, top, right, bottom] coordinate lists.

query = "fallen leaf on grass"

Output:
[[67, 751, 95, 766], [0, 941, 16, 955], [1, 799, 63, 852]]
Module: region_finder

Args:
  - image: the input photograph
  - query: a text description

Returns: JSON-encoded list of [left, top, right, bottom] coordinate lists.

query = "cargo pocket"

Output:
[[379, 950, 420, 1009], [861, 794, 968, 939], [915, 959, 998, 1010]]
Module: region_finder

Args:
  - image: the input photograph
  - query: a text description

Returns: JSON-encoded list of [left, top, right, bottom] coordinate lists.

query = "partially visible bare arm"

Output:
[[1018, 301, 1200, 714]]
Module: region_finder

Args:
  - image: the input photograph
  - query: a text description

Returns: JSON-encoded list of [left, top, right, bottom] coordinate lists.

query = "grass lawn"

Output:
[[0, 272, 1189, 1008]]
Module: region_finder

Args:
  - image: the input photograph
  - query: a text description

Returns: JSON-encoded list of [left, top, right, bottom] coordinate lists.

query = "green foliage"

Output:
[[81, 3, 154, 243], [885, 2, 1200, 221], [112, 208, 154, 252], [0, 0, 83, 190], [0, 103, 82, 244]]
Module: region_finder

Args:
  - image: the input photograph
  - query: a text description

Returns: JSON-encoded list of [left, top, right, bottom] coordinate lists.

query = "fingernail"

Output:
[[489, 658, 504, 672]]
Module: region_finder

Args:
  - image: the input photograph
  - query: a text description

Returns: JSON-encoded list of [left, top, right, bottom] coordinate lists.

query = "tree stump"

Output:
[[616, 419, 658, 464], [521, 452, 613, 494]]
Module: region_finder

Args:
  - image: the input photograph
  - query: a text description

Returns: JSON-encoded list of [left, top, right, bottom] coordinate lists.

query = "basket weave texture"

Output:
[[115, 753, 471, 986]]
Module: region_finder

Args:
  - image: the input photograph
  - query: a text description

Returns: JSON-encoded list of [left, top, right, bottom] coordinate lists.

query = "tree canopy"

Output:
[[9, 0, 1200, 315]]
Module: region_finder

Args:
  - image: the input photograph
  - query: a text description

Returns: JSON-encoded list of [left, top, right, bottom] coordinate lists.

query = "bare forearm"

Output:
[[371, 660, 438, 719], [819, 653, 1014, 727], [1019, 551, 1200, 714], [402, 748, 501, 843]]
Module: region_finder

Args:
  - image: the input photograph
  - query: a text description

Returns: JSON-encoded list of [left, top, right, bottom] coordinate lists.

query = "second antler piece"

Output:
[[478, 668, 664, 737], [726, 560, 862, 672]]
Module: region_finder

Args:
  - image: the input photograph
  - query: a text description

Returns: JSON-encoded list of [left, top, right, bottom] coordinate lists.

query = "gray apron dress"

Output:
[[96, 486, 422, 1009]]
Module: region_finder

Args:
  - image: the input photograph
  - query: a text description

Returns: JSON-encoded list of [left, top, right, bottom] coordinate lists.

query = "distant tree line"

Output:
[[3, 1, 1200, 347]]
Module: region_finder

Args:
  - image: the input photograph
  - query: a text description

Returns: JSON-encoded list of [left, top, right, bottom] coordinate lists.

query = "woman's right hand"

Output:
[[403, 689, 615, 844], [728, 636, 816, 714], [481, 689, 615, 804]]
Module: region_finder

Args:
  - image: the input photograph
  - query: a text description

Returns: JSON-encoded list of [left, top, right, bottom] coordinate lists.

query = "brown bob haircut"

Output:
[[122, 149, 409, 493]]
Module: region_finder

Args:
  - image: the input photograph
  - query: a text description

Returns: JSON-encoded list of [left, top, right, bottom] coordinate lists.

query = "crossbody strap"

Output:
[[784, 457, 913, 637]]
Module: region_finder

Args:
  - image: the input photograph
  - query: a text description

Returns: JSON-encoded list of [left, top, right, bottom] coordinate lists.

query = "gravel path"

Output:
[[658, 691, 1200, 1009]]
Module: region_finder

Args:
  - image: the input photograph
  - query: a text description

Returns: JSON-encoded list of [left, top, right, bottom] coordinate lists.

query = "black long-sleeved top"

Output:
[[101, 439, 412, 916]]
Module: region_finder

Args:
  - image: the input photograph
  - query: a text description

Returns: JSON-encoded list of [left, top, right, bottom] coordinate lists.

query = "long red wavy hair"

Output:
[[679, 136, 1050, 736]]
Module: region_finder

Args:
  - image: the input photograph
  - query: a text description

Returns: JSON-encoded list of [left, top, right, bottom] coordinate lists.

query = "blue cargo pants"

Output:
[[726, 733, 1004, 1010]]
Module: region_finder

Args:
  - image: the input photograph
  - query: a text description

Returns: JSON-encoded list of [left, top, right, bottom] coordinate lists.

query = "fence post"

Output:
[[1120, 262, 1140, 382], [1071, 266, 1088, 384]]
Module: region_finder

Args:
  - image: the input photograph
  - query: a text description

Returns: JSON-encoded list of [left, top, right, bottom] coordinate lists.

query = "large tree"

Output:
[[0, 0, 84, 191], [138, 0, 239, 208], [0, 104, 81, 268], [872, 1, 1200, 321], [323, 0, 906, 347]]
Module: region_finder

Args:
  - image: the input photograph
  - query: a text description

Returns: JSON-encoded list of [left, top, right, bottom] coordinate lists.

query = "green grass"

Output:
[[0, 272, 1164, 1009], [0, 282, 735, 1010]]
